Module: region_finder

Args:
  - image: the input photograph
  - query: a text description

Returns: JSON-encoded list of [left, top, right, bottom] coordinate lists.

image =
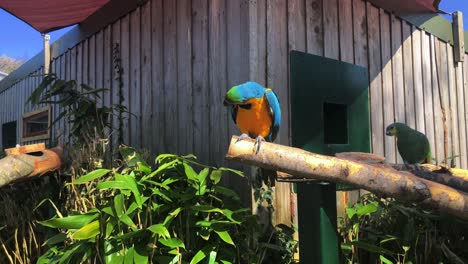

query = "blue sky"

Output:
[[0, 0, 466, 60]]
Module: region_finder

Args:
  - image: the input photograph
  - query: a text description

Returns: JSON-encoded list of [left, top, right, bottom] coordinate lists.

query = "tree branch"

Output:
[[225, 136, 468, 220]]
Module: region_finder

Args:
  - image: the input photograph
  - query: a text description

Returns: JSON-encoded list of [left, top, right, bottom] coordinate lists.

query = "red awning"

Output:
[[368, 0, 442, 13], [0, 0, 110, 33]]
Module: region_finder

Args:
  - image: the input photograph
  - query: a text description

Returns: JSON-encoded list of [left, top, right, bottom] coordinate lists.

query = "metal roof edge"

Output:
[[0, 0, 142, 93]]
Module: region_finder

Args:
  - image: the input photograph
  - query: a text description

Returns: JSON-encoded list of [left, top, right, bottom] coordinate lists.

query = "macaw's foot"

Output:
[[254, 136, 265, 155], [236, 133, 251, 143]]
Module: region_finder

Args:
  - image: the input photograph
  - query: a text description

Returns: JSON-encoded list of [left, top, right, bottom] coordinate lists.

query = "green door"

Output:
[[290, 51, 370, 263]]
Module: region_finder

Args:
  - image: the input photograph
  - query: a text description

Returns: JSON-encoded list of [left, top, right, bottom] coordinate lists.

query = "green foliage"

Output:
[[26, 74, 125, 146], [339, 193, 468, 264], [37, 146, 295, 263]]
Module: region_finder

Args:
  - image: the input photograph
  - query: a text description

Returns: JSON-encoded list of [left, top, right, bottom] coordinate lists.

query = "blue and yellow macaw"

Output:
[[224, 81, 281, 186], [223, 81, 281, 153]]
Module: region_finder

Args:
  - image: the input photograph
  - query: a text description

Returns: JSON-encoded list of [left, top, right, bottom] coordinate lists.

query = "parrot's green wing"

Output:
[[396, 129, 431, 164]]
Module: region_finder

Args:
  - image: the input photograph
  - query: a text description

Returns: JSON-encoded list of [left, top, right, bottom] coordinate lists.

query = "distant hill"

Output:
[[0, 55, 25, 74]]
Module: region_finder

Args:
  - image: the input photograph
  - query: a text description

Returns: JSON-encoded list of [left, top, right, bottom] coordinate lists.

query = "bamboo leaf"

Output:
[[43, 233, 67, 246], [148, 224, 170, 238], [210, 169, 222, 184], [39, 214, 98, 230], [159, 238, 185, 249], [70, 169, 110, 185], [215, 231, 235, 246], [184, 163, 199, 183], [71, 220, 100, 240]]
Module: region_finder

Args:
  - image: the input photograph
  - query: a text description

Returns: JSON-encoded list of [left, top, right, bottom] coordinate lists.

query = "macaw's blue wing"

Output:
[[264, 88, 281, 142]]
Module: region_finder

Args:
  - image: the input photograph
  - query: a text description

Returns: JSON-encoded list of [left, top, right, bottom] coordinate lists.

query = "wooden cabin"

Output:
[[0, 0, 467, 258]]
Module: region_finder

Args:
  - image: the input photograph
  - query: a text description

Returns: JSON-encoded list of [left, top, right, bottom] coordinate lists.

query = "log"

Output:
[[0, 144, 64, 188], [225, 136, 468, 220]]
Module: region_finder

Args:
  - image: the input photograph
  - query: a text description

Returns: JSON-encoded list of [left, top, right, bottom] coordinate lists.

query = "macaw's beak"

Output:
[[385, 128, 395, 136], [223, 98, 233, 106]]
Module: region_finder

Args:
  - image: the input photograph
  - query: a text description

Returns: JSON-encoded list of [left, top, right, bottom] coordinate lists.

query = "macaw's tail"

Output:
[[252, 168, 277, 188]]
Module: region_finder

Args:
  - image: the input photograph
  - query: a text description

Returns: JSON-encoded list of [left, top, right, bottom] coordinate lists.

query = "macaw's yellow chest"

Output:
[[235, 97, 272, 138]]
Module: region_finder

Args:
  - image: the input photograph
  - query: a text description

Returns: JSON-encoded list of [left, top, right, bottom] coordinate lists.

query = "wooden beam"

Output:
[[225, 136, 468, 220], [452, 11, 464, 62]]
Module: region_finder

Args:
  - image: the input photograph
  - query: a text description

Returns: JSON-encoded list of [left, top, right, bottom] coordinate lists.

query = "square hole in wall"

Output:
[[323, 102, 348, 144]]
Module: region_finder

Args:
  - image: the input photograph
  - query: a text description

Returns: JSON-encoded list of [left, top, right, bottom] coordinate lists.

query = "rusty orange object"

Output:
[[0, 143, 63, 187]]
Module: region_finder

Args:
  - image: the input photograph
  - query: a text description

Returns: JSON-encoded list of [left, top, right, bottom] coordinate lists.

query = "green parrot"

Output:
[[385, 122, 432, 165]]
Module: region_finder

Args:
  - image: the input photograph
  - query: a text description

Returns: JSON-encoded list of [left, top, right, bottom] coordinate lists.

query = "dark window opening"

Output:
[[2, 121, 17, 149], [323, 102, 348, 144]]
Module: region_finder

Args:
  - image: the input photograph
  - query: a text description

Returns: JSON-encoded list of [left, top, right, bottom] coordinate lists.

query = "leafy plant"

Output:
[[26, 74, 125, 146], [339, 193, 468, 264], [37, 146, 295, 263]]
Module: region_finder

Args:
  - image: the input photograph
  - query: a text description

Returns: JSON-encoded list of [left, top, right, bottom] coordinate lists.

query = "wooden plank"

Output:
[[192, 0, 210, 164], [60, 54, 67, 144], [367, 3, 384, 157], [140, 1, 152, 154], [227, 0, 243, 142], [323, 0, 338, 59], [288, 0, 306, 53], [267, 0, 290, 226], [82, 39, 89, 89], [177, 0, 193, 156], [421, 32, 436, 162], [447, 44, 461, 167], [120, 14, 131, 145], [391, 14, 404, 164], [209, 0, 227, 165], [457, 58, 467, 168], [88, 35, 96, 92], [338, 0, 353, 63], [305, 0, 323, 55], [103, 26, 112, 109], [438, 39, 452, 165], [95, 30, 104, 109], [111, 19, 122, 149], [249, 0, 267, 84], [380, 9, 396, 163], [267, 0, 289, 145], [51, 57, 57, 141], [412, 28, 425, 133], [102, 25, 112, 153], [438, 40, 453, 164], [151, 0, 164, 155], [431, 37, 445, 164], [402, 22, 416, 130], [163, 0, 178, 154], [227, 0, 252, 205], [452, 11, 464, 63], [130, 9, 141, 148], [402, 24, 416, 131], [76, 43, 83, 91], [353, 0, 367, 67], [65, 50, 71, 143], [463, 55, 468, 168]]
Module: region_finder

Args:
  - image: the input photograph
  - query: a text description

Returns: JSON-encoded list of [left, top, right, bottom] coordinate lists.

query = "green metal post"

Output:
[[290, 51, 370, 263]]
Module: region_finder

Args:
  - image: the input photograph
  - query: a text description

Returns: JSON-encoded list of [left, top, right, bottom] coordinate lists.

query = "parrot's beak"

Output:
[[386, 128, 395, 136], [223, 99, 232, 106]]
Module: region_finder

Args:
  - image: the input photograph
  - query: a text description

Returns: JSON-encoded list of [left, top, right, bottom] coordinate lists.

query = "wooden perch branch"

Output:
[[225, 136, 468, 220]]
